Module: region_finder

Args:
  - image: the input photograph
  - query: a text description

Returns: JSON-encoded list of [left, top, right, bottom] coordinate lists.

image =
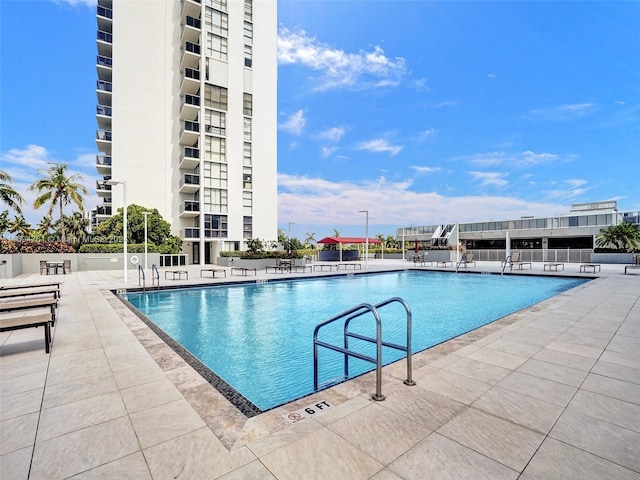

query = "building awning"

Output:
[[317, 237, 382, 245]]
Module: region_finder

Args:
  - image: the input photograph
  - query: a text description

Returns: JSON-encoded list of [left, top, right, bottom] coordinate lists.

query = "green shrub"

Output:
[[0, 239, 75, 254], [79, 243, 162, 254]]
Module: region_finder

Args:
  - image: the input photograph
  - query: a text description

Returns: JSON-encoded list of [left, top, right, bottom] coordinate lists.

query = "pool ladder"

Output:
[[313, 297, 415, 401], [138, 265, 160, 291]]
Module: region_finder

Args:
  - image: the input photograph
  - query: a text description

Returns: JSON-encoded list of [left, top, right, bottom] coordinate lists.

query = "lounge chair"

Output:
[[459, 253, 476, 268]]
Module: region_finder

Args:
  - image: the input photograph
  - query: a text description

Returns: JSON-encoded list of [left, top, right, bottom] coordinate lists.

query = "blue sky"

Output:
[[1, 1, 639, 240]]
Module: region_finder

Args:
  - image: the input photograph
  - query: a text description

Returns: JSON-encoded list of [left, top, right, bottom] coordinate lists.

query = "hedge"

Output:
[[0, 239, 75, 254]]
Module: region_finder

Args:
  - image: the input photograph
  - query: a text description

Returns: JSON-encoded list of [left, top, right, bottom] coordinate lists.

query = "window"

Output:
[[206, 0, 227, 10], [243, 142, 252, 165], [205, 84, 227, 111], [206, 33, 227, 60], [203, 189, 228, 214], [243, 93, 253, 116], [203, 161, 227, 188], [243, 192, 252, 215], [243, 216, 252, 239], [205, 109, 226, 136], [243, 117, 252, 141], [243, 21, 253, 45], [204, 136, 226, 163], [244, 0, 252, 21], [244, 45, 252, 68], [205, 7, 228, 37], [204, 214, 228, 238], [243, 166, 252, 189]]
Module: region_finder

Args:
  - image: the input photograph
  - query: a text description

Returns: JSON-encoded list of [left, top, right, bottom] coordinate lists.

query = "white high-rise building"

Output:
[[93, 0, 278, 264]]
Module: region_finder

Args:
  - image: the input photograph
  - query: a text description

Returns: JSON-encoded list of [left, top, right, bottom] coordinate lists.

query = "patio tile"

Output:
[[416, 369, 492, 405], [523, 436, 640, 480], [112, 362, 167, 390], [591, 360, 640, 385], [497, 371, 577, 407], [0, 387, 43, 421], [380, 384, 466, 431], [532, 347, 597, 371], [0, 412, 38, 455], [260, 427, 383, 480], [606, 335, 640, 356], [486, 337, 542, 357], [46, 352, 112, 386], [69, 452, 151, 479], [581, 373, 640, 405], [388, 433, 518, 480], [437, 407, 544, 471], [246, 417, 324, 458], [0, 356, 49, 380], [144, 427, 255, 480], [217, 460, 277, 480], [42, 373, 118, 409], [0, 446, 32, 480], [443, 356, 512, 385], [0, 369, 46, 397], [567, 390, 640, 433], [120, 378, 184, 414], [328, 403, 431, 465], [467, 347, 528, 370], [472, 386, 564, 434], [599, 350, 640, 370], [29, 417, 140, 480], [369, 469, 405, 480], [129, 398, 206, 449], [545, 340, 603, 358], [517, 358, 588, 387], [37, 392, 127, 442]]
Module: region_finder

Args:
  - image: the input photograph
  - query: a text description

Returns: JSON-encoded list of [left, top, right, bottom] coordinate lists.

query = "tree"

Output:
[[29, 162, 88, 242], [8, 214, 31, 237], [58, 212, 90, 249], [596, 222, 640, 252], [385, 235, 398, 249], [0, 210, 10, 235], [304, 232, 316, 246], [36, 216, 55, 239], [333, 228, 340, 237], [0, 169, 24, 215]]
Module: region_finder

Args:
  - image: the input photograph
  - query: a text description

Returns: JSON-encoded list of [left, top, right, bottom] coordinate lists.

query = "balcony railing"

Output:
[[182, 174, 200, 186], [97, 31, 113, 43], [96, 181, 112, 191], [97, 55, 113, 67], [96, 105, 112, 116], [184, 94, 200, 106], [184, 147, 200, 158], [185, 16, 201, 29], [97, 5, 113, 19], [97, 81, 112, 92], [182, 201, 200, 213], [185, 42, 200, 54], [183, 228, 200, 238], [96, 130, 112, 141], [96, 155, 112, 166], [184, 68, 200, 80]]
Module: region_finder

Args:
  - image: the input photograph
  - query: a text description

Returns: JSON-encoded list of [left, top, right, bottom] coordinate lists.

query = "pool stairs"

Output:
[[313, 297, 416, 401]]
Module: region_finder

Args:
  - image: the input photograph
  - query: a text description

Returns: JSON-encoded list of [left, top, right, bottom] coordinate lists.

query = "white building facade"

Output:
[[93, 0, 278, 264]]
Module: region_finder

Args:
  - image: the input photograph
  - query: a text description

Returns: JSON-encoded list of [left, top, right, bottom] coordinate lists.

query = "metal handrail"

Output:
[[138, 265, 146, 291], [151, 264, 160, 290], [455, 254, 466, 273], [313, 296, 414, 402], [501, 255, 511, 275]]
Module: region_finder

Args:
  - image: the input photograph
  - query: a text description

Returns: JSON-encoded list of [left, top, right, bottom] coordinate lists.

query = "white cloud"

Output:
[[529, 103, 595, 120], [278, 27, 408, 91], [410, 165, 441, 174], [277, 173, 567, 232], [418, 128, 437, 141], [321, 146, 339, 158], [435, 100, 458, 108], [278, 110, 306, 136], [469, 171, 509, 188], [566, 178, 588, 188], [53, 0, 96, 7], [356, 139, 403, 156], [463, 150, 565, 168], [318, 126, 345, 142]]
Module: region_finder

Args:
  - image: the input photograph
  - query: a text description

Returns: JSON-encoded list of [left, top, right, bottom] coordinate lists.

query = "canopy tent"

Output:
[[317, 237, 383, 262]]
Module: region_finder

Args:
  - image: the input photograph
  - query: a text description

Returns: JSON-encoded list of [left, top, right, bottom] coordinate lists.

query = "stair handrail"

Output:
[[138, 265, 146, 291], [501, 255, 511, 275], [151, 264, 160, 290]]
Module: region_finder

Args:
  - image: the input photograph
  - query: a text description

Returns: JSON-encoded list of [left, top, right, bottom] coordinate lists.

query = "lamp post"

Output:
[[106, 180, 127, 283], [287, 221, 295, 238], [358, 210, 369, 269], [143, 211, 151, 270]]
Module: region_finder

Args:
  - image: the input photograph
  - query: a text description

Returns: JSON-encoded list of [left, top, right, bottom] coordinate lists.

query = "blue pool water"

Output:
[[123, 271, 586, 411]]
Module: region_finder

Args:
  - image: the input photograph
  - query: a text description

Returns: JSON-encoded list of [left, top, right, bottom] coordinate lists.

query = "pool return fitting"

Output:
[[313, 297, 415, 401]]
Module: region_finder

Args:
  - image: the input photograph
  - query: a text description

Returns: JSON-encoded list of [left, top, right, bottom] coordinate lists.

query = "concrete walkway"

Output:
[[1, 261, 639, 479]]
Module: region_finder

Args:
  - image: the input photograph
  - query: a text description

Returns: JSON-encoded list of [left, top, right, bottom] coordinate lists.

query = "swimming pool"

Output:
[[123, 271, 586, 413]]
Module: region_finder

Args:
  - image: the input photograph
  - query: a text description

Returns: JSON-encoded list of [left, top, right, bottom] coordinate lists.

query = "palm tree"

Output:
[[304, 232, 316, 246], [596, 222, 640, 252], [385, 234, 398, 249], [0, 210, 9, 234], [8, 215, 31, 237], [0, 169, 24, 215], [333, 228, 340, 238], [36, 216, 55, 239], [29, 162, 88, 243]]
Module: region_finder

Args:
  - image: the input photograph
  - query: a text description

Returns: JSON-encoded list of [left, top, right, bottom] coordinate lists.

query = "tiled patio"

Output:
[[1, 261, 639, 479]]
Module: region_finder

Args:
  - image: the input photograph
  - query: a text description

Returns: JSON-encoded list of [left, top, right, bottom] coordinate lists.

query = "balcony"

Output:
[[180, 68, 200, 95], [182, 0, 201, 21], [96, 80, 112, 105], [179, 174, 200, 193], [96, 55, 112, 82], [94, 205, 112, 217], [181, 227, 200, 239], [96, 130, 112, 154], [180, 94, 200, 121], [180, 42, 200, 71], [179, 201, 200, 217], [97, 30, 112, 57], [97, 5, 112, 32], [179, 147, 200, 170], [96, 155, 112, 175], [96, 181, 112, 197], [96, 105, 112, 130], [180, 120, 200, 145], [182, 16, 201, 44]]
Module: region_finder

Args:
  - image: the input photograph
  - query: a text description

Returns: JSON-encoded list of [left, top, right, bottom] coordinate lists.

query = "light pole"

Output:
[[287, 221, 295, 238], [106, 180, 127, 283], [143, 211, 151, 269], [358, 210, 369, 269]]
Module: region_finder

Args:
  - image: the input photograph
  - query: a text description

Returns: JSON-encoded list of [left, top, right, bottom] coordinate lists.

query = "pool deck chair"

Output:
[[544, 262, 565, 271], [580, 263, 601, 273], [625, 265, 640, 275], [459, 253, 476, 269], [507, 252, 531, 270], [200, 268, 226, 278]]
